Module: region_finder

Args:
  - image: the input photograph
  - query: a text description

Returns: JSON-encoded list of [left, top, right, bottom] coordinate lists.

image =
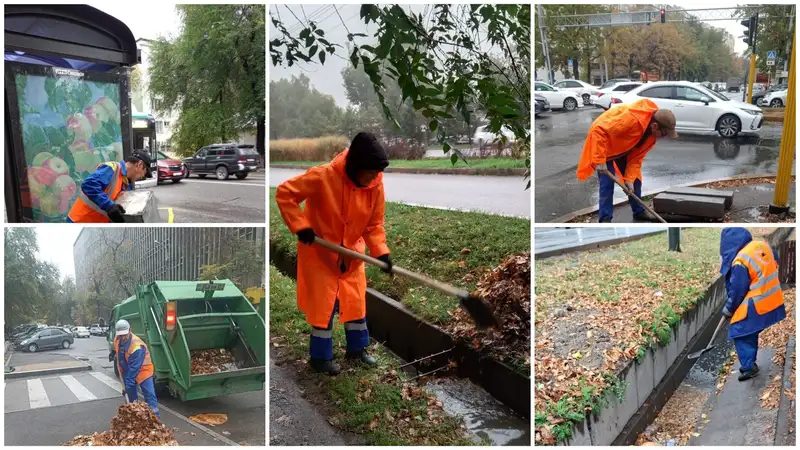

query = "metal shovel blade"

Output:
[[688, 345, 715, 360]]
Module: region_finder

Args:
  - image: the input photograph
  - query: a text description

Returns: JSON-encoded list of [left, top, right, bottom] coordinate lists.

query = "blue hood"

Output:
[[720, 227, 753, 276]]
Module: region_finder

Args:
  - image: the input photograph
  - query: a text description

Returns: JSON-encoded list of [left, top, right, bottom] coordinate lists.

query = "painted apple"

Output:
[[27, 168, 48, 199], [67, 113, 92, 141], [32, 152, 55, 167], [83, 104, 104, 133], [95, 97, 120, 123], [40, 156, 69, 177], [53, 175, 77, 214], [28, 165, 59, 187], [38, 192, 60, 217], [73, 150, 101, 173], [69, 139, 93, 155]]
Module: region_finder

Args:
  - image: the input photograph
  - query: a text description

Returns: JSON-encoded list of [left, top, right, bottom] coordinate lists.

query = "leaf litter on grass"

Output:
[[635, 386, 710, 445], [444, 252, 530, 371], [759, 288, 795, 409]]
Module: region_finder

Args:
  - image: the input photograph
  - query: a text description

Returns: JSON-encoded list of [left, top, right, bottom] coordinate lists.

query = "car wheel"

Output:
[[582, 93, 590, 105], [62, 340, 70, 349], [770, 98, 783, 107], [563, 98, 578, 111], [716, 114, 741, 138], [215, 166, 229, 180], [198, 174, 207, 179], [28, 343, 38, 353], [184, 168, 190, 178], [235, 172, 248, 180]]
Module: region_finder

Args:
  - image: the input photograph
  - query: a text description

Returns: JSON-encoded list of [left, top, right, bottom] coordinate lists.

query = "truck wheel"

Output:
[[216, 166, 229, 180], [62, 340, 71, 349], [198, 174, 207, 179], [235, 172, 248, 179], [28, 343, 38, 353]]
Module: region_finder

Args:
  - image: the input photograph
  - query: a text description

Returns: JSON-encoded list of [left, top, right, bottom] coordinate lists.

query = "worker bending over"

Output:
[[276, 132, 392, 376], [67, 150, 152, 223], [112, 320, 160, 417], [576, 99, 677, 223], [719, 228, 786, 381]]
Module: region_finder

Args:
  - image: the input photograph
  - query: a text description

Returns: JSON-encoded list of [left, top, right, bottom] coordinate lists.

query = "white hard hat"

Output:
[[115, 319, 131, 336]]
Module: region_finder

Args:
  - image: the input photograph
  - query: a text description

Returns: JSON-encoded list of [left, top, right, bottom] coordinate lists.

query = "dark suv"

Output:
[[183, 144, 261, 180]]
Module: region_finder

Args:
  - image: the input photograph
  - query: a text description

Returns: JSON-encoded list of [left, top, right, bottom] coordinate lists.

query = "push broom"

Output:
[[313, 237, 499, 328]]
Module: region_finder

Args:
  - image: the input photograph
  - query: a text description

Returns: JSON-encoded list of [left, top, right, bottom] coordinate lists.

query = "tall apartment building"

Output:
[[73, 227, 265, 295]]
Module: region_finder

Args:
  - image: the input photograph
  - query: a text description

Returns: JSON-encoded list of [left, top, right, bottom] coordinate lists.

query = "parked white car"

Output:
[[590, 81, 643, 110], [610, 81, 763, 138], [763, 89, 787, 107], [534, 82, 583, 111], [74, 326, 90, 339], [473, 125, 516, 148], [553, 79, 599, 105]]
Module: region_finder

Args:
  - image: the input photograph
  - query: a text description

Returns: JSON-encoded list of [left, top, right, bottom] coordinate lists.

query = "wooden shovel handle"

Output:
[[312, 237, 468, 298], [605, 171, 668, 223]]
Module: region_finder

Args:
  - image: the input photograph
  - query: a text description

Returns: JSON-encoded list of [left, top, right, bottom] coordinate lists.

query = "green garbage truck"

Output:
[[107, 280, 265, 401]]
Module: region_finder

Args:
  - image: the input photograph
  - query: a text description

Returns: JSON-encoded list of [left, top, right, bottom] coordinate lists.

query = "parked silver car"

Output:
[[16, 327, 74, 352]]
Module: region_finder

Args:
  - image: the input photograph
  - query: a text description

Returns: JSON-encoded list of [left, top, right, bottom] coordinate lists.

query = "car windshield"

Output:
[[599, 80, 626, 89], [239, 147, 259, 156], [694, 85, 729, 102]]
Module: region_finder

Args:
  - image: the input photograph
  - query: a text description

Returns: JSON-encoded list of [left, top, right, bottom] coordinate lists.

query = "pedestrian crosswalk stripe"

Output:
[[60, 375, 97, 402], [27, 378, 50, 409], [90, 371, 122, 393]]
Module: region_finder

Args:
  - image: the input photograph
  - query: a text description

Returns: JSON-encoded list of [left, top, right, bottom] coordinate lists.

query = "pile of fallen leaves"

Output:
[[445, 252, 530, 370], [699, 176, 795, 189], [191, 348, 239, 375], [64, 401, 177, 446], [759, 288, 795, 409]]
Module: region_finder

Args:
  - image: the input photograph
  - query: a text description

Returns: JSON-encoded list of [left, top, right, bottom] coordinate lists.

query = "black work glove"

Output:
[[108, 350, 116, 362], [376, 254, 393, 274], [297, 228, 316, 245], [107, 204, 126, 223]]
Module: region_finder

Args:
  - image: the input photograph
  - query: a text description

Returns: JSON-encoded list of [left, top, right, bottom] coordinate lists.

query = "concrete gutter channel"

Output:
[[559, 227, 794, 446], [270, 241, 530, 420]]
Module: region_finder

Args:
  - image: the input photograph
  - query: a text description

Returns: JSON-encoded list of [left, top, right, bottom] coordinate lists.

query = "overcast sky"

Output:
[[270, 4, 758, 105], [89, 3, 182, 41], [35, 227, 82, 281]]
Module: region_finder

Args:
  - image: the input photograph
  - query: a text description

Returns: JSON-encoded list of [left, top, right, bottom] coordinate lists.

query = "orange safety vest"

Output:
[[67, 162, 128, 223], [730, 240, 784, 324], [115, 332, 155, 384]]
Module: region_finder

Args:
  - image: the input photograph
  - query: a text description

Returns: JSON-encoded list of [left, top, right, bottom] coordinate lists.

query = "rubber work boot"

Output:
[[310, 358, 340, 376], [599, 217, 612, 223], [737, 363, 760, 381], [345, 349, 377, 365], [633, 210, 659, 222]]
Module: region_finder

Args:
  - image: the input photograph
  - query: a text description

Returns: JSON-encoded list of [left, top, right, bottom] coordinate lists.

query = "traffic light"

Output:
[[741, 16, 758, 48], [660, 9, 665, 24]]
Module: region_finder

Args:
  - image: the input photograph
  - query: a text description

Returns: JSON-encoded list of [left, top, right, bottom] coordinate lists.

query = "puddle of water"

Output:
[[425, 378, 530, 446], [683, 340, 735, 389]]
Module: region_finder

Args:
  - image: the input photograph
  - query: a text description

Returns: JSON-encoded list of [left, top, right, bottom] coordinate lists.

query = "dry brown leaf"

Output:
[[188, 413, 228, 426]]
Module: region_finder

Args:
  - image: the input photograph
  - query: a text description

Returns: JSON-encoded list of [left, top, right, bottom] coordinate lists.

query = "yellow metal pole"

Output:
[[747, 55, 757, 104], [770, 25, 795, 213]]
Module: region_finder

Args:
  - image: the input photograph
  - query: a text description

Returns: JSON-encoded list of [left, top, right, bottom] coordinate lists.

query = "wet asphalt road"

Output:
[[270, 168, 531, 218], [4, 335, 265, 446], [534, 108, 786, 220], [534, 226, 667, 255], [151, 172, 266, 223]]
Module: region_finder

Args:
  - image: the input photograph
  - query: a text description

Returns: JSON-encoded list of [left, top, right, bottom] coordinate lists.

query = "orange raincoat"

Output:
[[576, 98, 659, 183], [276, 149, 390, 328]]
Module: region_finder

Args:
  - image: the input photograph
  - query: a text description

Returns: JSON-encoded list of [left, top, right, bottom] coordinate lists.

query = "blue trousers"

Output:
[[126, 375, 160, 418], [733, 332, 759, 372], [598, 156, 643, 221], [309, 300, 370, 361]]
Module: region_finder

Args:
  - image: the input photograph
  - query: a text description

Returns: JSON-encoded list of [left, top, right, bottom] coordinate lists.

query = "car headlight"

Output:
[[739, 108, 761, 115]]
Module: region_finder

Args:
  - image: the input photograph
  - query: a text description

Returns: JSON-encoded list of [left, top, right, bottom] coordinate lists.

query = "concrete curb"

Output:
[[551, 173, 782, 223], [271, 164, 527, 177], [774, 336, 795, 446], [535, 229, 666, 260], [5, 359, 92, 379]]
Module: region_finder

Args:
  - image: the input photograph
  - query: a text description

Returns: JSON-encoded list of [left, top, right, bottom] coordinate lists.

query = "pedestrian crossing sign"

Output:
[[767, 51, 777, 60]]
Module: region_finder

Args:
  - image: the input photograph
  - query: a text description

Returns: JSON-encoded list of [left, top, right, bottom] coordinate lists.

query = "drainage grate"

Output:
[[779, 240, 795, 284]]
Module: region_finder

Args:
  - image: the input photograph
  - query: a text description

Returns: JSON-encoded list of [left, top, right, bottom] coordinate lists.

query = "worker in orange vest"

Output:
[[67, 150, 152, 223], [576, 98, 677, 222], [112, 319, 159, 417], [719, 228, 786, 381], [276, 132, 391, 376]]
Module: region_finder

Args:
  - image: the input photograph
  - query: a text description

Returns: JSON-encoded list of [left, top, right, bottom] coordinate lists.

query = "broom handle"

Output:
[[708, 316, 727, 346], [606, 171, 668, 223], [312, 237, 468, 298]]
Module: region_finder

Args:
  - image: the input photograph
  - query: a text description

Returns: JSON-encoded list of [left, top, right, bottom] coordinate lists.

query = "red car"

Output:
[[156, 152, 186, 184]]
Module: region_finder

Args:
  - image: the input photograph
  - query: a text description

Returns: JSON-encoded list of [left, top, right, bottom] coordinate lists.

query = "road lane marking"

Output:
[[60, 375, 97, 402], [90, 371, 122, 393], [157, 207, 175, 223], [27, 378, 50, 409]]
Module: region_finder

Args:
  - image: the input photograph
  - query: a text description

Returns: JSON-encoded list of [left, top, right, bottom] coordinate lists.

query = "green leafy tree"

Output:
[[736, 5, 794, 76], [199, 234, 265, 291], [4, 228, 61, 327], [269, 74, 343, 138], [271, 4, 531, 187], [149, 5, 265, 157]]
